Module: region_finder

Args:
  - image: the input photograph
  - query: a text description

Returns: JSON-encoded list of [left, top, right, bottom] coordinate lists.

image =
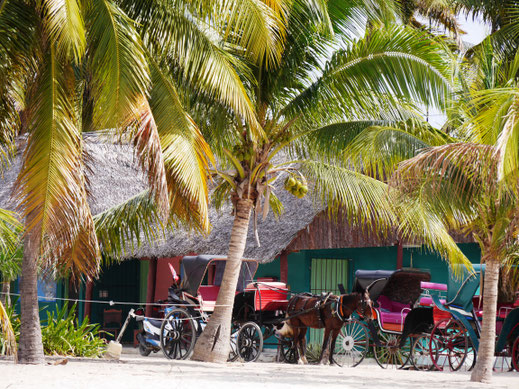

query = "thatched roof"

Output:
[[0, 135, 474, 264], [0, 135, 147, 217], [130, 180, 323, 262], [0, 136, 325, 262]]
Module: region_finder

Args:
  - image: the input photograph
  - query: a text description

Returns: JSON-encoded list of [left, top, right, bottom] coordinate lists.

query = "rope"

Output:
[[0, 291, 231, 308]]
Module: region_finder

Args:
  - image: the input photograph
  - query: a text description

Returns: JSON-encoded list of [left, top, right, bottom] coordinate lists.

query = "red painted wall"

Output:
[[154, 256, 182, 301]]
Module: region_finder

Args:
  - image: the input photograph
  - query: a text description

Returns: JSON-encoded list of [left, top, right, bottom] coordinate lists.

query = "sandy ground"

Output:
[[1, 349, 517, 389]]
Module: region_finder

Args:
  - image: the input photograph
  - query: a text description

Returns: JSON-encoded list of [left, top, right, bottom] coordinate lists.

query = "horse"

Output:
[[276, 290, 373, 365]]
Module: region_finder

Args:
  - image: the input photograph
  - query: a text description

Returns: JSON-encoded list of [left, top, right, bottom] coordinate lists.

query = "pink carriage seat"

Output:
[[198, 285, 220, 312], [419, 281, 447, 306], [420, 282, 447, 291], [377, 295, 410, 324], [419, 296, 446, 306]]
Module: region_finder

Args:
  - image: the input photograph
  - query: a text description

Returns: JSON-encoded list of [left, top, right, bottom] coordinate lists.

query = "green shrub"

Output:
[[41, 303, 105, 358], [2, 302, 106, 358], [305, 343, 322, 363]]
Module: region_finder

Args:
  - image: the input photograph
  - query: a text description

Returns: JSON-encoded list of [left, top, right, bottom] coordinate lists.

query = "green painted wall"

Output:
[[256, 243, 481, 294]]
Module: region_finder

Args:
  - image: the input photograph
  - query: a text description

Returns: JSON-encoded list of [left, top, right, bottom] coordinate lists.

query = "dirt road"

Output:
[[1, 352, 517, 389]]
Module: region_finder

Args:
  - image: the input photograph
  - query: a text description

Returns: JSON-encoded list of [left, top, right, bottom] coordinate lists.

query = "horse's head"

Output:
[[275, 317, 294, 338], [357, 290, 373, 321]]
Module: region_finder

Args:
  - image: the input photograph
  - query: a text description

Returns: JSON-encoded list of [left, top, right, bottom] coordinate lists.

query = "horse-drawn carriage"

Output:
[[155, 254, 291, 362], [422, 264, 519, 372], [351, 269, 435, 369]]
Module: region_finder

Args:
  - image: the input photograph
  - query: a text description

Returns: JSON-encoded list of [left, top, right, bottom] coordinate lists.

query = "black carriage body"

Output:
[[180, 255, 259, 296]]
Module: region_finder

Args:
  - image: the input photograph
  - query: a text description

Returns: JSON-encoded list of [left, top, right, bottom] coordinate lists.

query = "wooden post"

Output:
[[280, 251, 288, 284], [396, 241, 403, 270], [84, 280, 93, 319], [145, 257, 157, 317]]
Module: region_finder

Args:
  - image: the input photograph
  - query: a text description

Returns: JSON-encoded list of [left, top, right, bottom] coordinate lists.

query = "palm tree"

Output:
[[188, 1, 470, 363], [382, 41, 519, 382], [0, 0, 275, 364]]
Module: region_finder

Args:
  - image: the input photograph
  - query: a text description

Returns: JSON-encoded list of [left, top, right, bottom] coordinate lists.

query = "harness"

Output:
[[333, 295, 369, 321], [288, 292, 334, 328]]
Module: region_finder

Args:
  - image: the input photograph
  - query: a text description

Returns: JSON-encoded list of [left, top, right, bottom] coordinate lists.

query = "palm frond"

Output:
[[86, 0, 172, 218], [301, 120, 389, 161], [0, 208, 21, 255], [38, 0, 85, 62], [392, 188, 473, 271], [94, 190, 164, 262], [299, 160, 395, 234], [0, 300, 16, 358], [283, 25, 453, 120], [122, 0, 261, 133], [13, 46, 100, 279], [149, 58, 213, 231], [345, 122, 455, 178], [219, 0, 287, 69], [85, 0, 150, 129], [391, 142, 496, 223], [467, 87, 519, 184]]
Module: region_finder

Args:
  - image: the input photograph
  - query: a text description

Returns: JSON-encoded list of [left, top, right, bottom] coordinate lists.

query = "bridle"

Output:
[[355, 294, 372, 319], [337, 294, 372, 321]]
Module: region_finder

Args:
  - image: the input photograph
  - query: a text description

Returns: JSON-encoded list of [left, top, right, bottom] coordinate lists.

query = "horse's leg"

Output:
[[291, 325, 303, 365], [299, 327, 308, 364], [329, 328, 341, 365], [319, 327, 332, 365]]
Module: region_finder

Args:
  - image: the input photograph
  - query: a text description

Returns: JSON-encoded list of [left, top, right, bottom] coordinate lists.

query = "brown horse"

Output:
[[276, 291, 372, 364]]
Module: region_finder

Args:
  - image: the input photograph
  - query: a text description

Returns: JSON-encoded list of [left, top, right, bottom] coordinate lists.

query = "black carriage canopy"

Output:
[[353, 269, 431, 306], [180, 255, 259, 296]]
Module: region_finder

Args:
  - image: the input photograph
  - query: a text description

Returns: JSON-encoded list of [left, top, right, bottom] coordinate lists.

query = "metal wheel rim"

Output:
[[411, 335, 435, 371], [334, 319, 369, 367], [374, 332, 411, 369], [160, 308, 196, 360], [445, 320, 469, 371], [280, 338, 298, 364], [237, 322, 263, 362], [429, 317, 470, 371]]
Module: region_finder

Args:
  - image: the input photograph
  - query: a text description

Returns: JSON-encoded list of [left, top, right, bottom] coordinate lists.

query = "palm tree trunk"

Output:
[[17, 233, 45, 364], [191, 198, 253, 363], [2, 280, 10, 307], [470, 258, 499, 383]]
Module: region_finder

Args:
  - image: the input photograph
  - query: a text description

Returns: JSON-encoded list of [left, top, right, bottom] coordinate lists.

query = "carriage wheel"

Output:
[[512, 335, 519, 372], [160, 308, 196, 360], [410, 334, 436, 371], [280, 337, 298, 364], [373, 332, 411, 369], [429, 317, 470, 371], [237, 322, 263, 362], [334, 319, 369, 367]]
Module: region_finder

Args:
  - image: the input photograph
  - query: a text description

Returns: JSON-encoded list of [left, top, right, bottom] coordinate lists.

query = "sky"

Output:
[[426, 15, 489, 127], [458, 14, 490, 45]]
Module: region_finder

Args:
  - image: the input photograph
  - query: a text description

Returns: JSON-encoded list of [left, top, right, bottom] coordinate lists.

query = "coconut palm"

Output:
[[0, 0, 280, 364], [184, 0, 473, 362], [370, 41, 519, 382]]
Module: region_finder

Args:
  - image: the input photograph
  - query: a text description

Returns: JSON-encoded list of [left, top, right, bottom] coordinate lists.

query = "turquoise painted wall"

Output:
[[256, 243, 482, 294]]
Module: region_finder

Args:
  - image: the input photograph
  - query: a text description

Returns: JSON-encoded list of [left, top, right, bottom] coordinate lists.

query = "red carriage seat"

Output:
[[245, 281, 289, 311]]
